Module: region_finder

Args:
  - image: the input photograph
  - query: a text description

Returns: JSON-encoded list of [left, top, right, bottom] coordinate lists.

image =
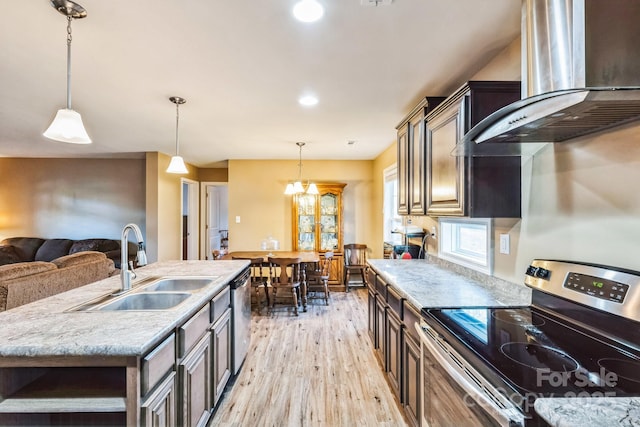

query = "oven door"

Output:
[[416, 321, 525, 427]]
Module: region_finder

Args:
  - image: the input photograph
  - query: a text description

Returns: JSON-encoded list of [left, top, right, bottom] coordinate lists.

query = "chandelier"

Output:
[[284, 142, 318, 195]]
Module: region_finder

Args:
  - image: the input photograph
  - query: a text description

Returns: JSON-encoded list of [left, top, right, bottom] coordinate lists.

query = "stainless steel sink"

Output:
[[142, 277, 218, 292], [96, 292, 191, 311]]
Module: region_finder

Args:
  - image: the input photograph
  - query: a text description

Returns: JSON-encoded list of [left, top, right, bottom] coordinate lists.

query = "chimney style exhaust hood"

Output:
[[456, 0, 640, 156]]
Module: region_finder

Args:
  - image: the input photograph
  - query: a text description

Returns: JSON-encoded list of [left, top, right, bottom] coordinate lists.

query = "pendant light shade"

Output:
[[44, 0, 91, 144], [167, 155, 188, 174], [166, 96, 188, 174], [284, 142, 316, 195], [43, 108, 91, 144]]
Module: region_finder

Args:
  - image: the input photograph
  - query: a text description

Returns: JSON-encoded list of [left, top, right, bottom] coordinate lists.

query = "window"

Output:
[[439, 218, 492, 274], [383, 165, 403, 245]]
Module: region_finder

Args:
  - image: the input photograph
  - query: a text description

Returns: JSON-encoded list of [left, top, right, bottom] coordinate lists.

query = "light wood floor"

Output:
[[208, 288, 409, 427]]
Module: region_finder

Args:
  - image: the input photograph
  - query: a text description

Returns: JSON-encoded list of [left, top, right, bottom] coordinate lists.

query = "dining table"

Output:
[[222, 250, 320, 311]]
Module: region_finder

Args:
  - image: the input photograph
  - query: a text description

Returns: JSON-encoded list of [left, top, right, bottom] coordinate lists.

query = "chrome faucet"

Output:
[[120, 223, 148, 293]]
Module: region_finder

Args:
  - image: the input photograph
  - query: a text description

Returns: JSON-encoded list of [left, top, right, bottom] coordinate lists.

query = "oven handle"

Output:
[[415, 322, 525, 427]]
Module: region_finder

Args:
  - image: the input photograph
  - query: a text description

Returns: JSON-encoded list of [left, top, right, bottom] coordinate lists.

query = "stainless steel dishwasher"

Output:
[[230, 268, 251, 375]]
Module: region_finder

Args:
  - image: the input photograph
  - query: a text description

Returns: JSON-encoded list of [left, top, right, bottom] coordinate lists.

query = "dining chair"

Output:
[[305, 251, 333, 305], [344, 244, 368, 292], [232, 256, 269, 311], [267, 257, 303, 315]]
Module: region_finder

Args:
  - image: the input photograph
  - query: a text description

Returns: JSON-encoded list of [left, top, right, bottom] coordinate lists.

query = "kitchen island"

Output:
[[0, 260, 249, 426]]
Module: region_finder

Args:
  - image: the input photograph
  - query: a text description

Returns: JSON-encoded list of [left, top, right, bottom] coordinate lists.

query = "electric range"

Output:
[[420, 260, 640, 426]]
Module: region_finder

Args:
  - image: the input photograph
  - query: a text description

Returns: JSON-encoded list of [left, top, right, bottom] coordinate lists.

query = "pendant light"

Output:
[[166, 96, 189, 174], [43, 0, 91, 144], [285, 142, 318, 195]]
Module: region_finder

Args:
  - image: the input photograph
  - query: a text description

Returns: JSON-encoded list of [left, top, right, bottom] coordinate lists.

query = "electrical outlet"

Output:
[[431, 226, 437, 239], [500, 234, 510, 254], [235, 216, 241, 224]]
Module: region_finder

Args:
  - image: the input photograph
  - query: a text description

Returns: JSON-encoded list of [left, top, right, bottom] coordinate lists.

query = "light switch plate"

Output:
[[499, 234, 510, 254], [235, 216, 241, 224]]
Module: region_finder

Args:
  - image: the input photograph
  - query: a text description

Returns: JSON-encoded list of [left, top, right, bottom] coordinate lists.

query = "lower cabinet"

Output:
[[386, 309, 402, 397], [211, 308, 232, 406], [402, 302, 421, 427], [141, 371, 177, 427], [179, 333, 212, 427], [367, 266, 421, 427]]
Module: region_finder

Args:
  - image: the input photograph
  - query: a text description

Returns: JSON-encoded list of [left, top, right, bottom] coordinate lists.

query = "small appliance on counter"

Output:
[[417, 259, 640, 426]]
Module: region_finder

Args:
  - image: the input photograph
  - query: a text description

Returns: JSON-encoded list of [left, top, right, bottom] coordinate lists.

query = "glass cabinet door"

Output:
[[297, 194, 316, 250], [320, 193, 338, 251]]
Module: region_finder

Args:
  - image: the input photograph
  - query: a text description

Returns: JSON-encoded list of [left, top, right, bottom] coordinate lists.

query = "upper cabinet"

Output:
[[426, 81, 522, 217], [396, 97, 445, 216]]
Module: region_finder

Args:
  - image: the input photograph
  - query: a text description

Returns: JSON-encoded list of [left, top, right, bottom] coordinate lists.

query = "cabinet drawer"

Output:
[[141, 333, 176, 396], [387, 286, 403, 319], [178, 304, 211, 358], [403, 301, 421, 343], [211, 286, 231, 324], [375, 276, 387, 299]]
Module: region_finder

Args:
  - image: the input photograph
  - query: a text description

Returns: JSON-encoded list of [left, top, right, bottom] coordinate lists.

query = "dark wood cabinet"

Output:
[[211, 308, 231, 407], [396, 97, 445, 216], [386, 309, 402, 398], [426, 81, 521, 217], [402, 303, 421, 427]]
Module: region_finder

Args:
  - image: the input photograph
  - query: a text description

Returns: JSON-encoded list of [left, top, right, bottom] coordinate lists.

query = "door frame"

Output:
[[200, 181, 228, 260], [181, 178, 200, 260]]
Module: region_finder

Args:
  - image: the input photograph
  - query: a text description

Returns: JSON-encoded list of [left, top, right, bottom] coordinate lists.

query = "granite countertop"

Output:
[[0, 260, 248, 358], [535, 397, 640, 427], [367, 257, 531, 310]]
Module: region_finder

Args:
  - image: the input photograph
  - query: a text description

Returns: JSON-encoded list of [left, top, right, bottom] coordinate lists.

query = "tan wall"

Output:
[[145, 152, 199, 263], [227, 159, 374, 254], [198, 168, 228, 182], [0, 158, 145, 242]]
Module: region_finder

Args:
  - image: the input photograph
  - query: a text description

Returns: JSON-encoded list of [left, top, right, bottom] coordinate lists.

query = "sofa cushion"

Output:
[[0, 238, 46, 262], [0, 245, 22, 266], [0, 261, 57, 281], [69, 238, 119, 255], [53, 251, 108, 268], [34, 239, 74, 262]]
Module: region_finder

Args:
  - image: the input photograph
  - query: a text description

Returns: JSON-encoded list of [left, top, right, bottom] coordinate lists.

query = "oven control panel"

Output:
[[563, 272, 629, 303], [525, 259, 640, 322]]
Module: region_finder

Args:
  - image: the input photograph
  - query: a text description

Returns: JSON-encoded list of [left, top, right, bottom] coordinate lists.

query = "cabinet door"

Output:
[[386, 310, 402, 399], [397, 126, 410, 215], [403, 333, 420, 427], [179, 333, 211, 427], [426, 96, 466, 216], [375, 295, 386, 368], [319, 192, 339, 251], [409, 112, 426, 215], [212, 308, 232, 406], [367, 288, 376, 343], [141, 372, 177, 427], [295, 193, 316, 251]]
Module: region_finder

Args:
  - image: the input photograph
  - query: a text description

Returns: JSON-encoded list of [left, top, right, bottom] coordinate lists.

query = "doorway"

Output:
[[201, 182, 229, 260], [181, 178, 200, 260]]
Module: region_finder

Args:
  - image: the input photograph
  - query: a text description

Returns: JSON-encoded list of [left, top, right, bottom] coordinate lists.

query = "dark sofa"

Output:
[[0, 237, 136, 269]]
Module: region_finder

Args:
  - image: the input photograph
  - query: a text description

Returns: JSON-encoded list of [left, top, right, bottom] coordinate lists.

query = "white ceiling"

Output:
[[0, 0, 521, 167]]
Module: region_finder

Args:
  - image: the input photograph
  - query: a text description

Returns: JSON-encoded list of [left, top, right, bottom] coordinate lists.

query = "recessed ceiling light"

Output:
[[299, 95, 319, 107], [293, 0, 324, 23]]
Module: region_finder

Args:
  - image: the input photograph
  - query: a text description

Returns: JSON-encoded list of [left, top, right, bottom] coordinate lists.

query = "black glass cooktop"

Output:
[[425, 306, 640, 401]]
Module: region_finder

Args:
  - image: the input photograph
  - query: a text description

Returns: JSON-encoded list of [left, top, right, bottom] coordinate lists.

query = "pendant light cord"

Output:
[[66, 15, 73, 110], [175, 102, 180, 155], [297, 142, 303, 180]]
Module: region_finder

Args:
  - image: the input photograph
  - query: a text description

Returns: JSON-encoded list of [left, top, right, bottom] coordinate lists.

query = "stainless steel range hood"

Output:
[[455, 0, 640, 156]]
